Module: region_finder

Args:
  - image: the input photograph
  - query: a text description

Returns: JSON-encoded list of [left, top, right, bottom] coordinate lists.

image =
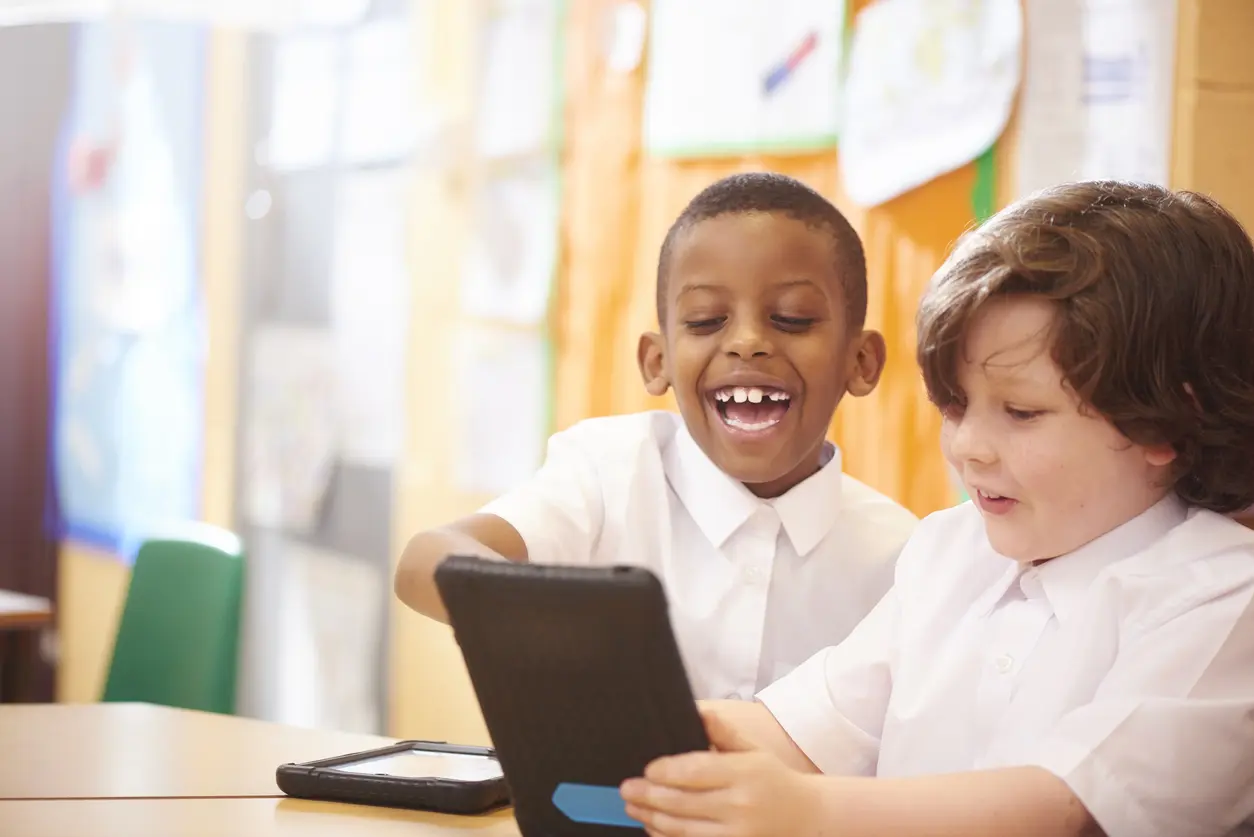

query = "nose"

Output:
[[722, 316, 773, 359], [945, 411, 997, 467]]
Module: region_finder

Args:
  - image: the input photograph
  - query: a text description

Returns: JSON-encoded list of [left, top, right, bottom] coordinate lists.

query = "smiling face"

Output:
[[941, 296, 1177, 562], [639, 212, 884, 498]]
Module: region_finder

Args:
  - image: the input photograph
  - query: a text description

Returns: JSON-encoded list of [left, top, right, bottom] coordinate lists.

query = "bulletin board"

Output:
[[49, 20, 208, 560]]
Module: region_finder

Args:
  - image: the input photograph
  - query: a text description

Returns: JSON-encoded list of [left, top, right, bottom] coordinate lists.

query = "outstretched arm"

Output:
[[394, 514, 528, 622]]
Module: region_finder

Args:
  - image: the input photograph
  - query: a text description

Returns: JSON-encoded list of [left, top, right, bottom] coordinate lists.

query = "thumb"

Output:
[[699, 705, 755, 753]]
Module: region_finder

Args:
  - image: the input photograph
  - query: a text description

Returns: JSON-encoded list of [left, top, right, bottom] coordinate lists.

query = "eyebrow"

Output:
[[977, 363, 1062, 397], [774, 278, 827, 295], [675, 282, 725, 300]]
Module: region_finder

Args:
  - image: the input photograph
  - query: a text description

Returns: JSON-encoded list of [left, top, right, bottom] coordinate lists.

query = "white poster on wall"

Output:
[[1014, 0, 1177, 196], [474, 0, 561, 159], [451, 325, 548, 496], [838, 0, 1022, 207], [643, 0, 847, 157], [268, 34, 341, 172], [341, 20, 427, 165], [244, 326, 337, 533], [329, 167, 413, 468], [460, 159, 560, 326]]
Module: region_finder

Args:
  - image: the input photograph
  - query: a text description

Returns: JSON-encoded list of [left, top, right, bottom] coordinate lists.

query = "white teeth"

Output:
[[979, 490, 1005, 500], [712, 386, 791, 403], [724, 415, 782, 432]]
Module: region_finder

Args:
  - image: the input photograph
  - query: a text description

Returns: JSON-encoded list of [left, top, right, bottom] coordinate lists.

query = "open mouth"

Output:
[[710, 386, 792, 433], [974, 488, 1019, 515]]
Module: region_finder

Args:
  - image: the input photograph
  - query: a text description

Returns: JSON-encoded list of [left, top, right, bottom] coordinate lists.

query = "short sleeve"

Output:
[[1023, 566, 1254, 837], [756, 581, 898, 776], [478, 425, 604, 566]]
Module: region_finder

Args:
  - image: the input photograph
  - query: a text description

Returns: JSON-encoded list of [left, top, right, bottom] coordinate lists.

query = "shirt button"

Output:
[[723, 691, 749, 701], [994, 653, 1015, 674], [744, 566, 766, 586], [1020, 570, 1043, 598]]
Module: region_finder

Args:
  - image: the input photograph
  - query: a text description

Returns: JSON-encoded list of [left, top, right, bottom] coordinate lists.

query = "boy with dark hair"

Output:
[[622, 181, 1254, 836], [396, 172, 917, 700]]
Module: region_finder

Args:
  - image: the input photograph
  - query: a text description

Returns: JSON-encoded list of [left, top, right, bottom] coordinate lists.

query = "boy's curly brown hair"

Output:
[[917, 180, 1254, 514]]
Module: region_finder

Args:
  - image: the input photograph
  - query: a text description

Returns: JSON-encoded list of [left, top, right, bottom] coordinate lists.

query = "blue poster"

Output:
[[50, 22, 207, 560]]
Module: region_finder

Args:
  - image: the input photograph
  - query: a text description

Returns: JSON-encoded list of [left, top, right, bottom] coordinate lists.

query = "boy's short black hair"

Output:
[[917, 180, 1254, 514], [655, 172, 867, 329]]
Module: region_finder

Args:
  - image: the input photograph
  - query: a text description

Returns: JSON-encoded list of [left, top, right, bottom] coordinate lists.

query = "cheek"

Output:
[[939, 420, 956, 461], [1018, 449, 1082, 501], [1013, 430, 1124, 512], [990, 428, 1070, 494], [794, 347, 844, 399], [665, 343, 706, 385]]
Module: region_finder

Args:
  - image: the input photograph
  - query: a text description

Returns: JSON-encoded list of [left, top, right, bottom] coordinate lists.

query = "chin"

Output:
[[723, 457, 810, 498], [984, 529, 1044, 563], [714, 458, 788, 486]]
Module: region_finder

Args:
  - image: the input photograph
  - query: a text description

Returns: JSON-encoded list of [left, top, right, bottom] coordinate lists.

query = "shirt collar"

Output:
[[772, 445, 843, 556], [664, 426, 843, 556], [1034, 493, 1188, 624]]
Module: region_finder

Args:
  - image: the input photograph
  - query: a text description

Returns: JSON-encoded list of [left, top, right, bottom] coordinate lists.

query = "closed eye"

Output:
[[1006, 407, 1044, 421], [772, 315, 816, 332], [683, 317, 725, 334]]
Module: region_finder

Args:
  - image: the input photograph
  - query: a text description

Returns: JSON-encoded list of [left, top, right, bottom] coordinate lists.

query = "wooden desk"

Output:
[[0, 797, 521, 837], [0, 703, 406, 799], [0, 589, 52, 703], [0, 590, 52, 629]]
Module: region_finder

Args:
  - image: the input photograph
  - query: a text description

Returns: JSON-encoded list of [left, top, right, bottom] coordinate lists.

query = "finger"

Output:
[[641, 751, 739, 789], [620, 778, 732, 820], [644, 751, 762, 789], [700, 704, 755, 753], [625, 801, 727, 837]]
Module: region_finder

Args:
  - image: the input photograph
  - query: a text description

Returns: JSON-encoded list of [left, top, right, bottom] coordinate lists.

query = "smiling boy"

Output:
[[395, 172, 918, 700], [621, 181, 1254, 837]]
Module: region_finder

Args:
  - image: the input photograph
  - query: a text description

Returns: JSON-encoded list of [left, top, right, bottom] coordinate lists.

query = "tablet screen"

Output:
[[334, 747, 504, 782]]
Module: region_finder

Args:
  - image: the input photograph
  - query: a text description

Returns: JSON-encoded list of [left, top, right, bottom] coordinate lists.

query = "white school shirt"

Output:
[[479, 411, 917, 702], [759, 495, 1254, 837]]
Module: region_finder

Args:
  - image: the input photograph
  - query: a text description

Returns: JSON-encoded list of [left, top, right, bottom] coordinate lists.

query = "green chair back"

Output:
[[102, 525, 244, 714]]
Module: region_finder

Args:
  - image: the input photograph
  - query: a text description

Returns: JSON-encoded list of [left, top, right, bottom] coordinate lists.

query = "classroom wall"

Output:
[[49, 0, 1254, 728], [56, 29, 247, 703], [1171, 0, 1254, 228]]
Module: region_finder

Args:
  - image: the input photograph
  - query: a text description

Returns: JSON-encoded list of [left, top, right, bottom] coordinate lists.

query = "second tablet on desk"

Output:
[[435, 557, 709, 837]]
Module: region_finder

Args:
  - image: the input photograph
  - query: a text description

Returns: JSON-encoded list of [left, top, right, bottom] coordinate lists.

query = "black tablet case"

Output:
[[275, 740, 510, 814], [435, 557, 709, 836]]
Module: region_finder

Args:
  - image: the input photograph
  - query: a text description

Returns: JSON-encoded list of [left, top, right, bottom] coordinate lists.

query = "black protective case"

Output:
[[435, 557, 709, 836], [275, 740, 510, 814]]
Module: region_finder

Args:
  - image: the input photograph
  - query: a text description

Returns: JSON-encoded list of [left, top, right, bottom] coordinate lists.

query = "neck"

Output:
[[744, 443, 828, 499]]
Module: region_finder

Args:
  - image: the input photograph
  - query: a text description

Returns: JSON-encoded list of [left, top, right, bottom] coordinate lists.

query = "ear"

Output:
[[637, 331, 671, 397], [844, 330, 887, 398], [1143, 443, 1178, 468]]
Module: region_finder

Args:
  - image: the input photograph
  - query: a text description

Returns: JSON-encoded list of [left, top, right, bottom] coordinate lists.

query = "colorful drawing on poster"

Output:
[[49, 22, 208, 560]]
